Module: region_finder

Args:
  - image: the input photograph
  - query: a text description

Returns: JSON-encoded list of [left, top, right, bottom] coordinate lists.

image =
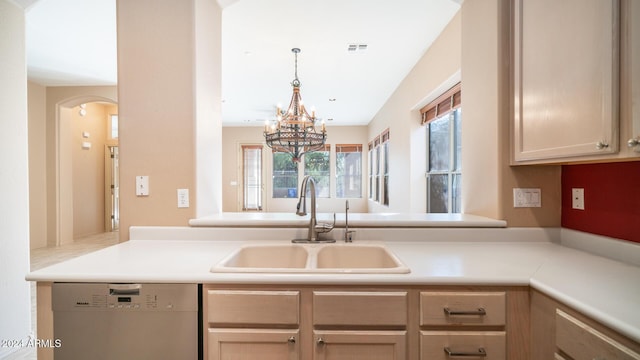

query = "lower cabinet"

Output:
[[203, 285, 529, 360], [531, 289, 640, 360]]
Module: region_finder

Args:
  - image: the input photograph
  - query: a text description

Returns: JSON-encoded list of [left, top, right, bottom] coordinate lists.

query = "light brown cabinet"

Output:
[[531, 290, 640, 360], [312, 291, 407, 360], [203, 285, 529, 360], [512, 0, 640, 164], [419, 291, 507, 360], [204, 289, 301, 360]]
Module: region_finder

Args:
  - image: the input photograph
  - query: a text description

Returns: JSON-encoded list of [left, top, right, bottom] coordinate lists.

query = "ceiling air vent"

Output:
[[347, 44, 368, 53]]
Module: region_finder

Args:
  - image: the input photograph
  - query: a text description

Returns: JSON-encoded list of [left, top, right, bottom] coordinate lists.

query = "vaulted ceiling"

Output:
[[23, 0, 461, 126]]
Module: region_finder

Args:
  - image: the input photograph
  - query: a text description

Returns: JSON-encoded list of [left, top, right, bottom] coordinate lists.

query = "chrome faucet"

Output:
[[344, 200, 355, 242], [293, 175, 335, 243]]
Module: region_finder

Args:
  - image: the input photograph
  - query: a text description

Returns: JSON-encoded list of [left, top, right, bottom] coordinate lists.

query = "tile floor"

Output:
[[2, 232, 119, 360]]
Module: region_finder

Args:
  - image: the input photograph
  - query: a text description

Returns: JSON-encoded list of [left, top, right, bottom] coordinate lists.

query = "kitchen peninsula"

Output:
[[27, 219, 640, 360]]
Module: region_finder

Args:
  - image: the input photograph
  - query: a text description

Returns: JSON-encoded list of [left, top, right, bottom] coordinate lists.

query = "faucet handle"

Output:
[[315, 213, 336, 233]]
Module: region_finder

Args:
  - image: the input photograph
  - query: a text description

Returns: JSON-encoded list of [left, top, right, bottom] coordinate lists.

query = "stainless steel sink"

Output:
[[211, 242, 409, 274]]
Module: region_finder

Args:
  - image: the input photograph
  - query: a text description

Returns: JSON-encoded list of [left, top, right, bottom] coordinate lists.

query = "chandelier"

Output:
[[264, 48, 327, 162]]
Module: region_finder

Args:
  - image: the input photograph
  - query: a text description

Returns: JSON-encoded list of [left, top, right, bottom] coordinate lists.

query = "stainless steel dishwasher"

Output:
[[52, 283, 201, 360]]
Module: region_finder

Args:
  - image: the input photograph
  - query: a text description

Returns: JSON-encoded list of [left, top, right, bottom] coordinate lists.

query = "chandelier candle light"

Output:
[[264, 48, 327, 162]]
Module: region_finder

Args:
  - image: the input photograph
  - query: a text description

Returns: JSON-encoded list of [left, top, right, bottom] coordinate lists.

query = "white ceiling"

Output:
[[23, 0, 461, 126]]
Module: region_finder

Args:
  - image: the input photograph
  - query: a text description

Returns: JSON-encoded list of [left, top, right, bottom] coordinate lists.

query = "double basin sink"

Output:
[[211, 242, 410, 274]]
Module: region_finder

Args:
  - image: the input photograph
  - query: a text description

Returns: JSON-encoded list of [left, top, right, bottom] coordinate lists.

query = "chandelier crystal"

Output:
[[264, 48, 326, 162]]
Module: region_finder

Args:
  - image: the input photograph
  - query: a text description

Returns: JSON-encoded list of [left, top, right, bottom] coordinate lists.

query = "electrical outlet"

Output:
[[177, 189, 189, 208], [572, 188, 585, 210]]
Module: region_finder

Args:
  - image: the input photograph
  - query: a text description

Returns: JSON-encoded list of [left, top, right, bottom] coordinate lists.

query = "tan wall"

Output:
[[366, 3, 560, 226], [117, 0, 222, 241], [368, 11, 462, 213], [28, 81, 47, 249], [222, 125, 369, 213], [71, 103, 110, 238], [45, 86, 117, 245], [461, 0, 561, 226]]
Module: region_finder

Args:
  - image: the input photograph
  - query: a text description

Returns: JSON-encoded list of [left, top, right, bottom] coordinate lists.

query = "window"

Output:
[[381, 130, 390, 206], [242, 145, 262, 210], [272, 152, 298, 198], [304, 145, 330, 198], [368, 129, 389, 206], [421, 83, 462, 213], [336, 144, 362, 198], [109, 114, 118, 139]]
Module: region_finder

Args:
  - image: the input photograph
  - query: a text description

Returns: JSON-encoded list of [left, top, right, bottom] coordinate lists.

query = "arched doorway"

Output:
[[54, 96, 118, 246]]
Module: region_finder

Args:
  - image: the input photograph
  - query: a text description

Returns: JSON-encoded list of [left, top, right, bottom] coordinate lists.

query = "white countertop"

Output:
[[189, 212, 508, 227], [26, 232, 640, 343]]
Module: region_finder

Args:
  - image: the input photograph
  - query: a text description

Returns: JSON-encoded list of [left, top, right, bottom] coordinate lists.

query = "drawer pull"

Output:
[[444, 307, 487, 316], [444, 347, 487, 357]]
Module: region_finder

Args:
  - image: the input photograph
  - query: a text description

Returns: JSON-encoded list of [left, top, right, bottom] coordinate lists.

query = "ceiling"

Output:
[[23, 0, 461, 126]]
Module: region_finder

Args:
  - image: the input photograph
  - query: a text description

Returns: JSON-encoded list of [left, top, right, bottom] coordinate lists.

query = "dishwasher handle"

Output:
[[109, 283, 142, 296]]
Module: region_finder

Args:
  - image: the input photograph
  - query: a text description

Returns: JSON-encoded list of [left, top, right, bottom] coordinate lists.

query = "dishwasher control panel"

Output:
[[52, 283, 198, 312]]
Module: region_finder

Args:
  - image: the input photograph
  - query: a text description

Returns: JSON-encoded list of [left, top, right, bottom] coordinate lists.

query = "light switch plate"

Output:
[[513, 188, 541, 208], [177, 189, 189, 208], [136, 176, 149, 196], [572, 188, 585, 210]]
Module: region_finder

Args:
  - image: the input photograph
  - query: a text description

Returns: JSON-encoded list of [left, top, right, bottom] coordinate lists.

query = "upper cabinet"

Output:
[[512, 0, 640, 164]]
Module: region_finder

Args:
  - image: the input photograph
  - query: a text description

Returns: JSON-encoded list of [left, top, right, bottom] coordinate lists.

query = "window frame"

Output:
[[421, 83, 462, 214], [336, 144, 363, 199]]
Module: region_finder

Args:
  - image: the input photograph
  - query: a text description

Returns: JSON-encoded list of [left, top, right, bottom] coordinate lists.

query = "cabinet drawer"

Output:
[[207, 290, 299, 326], [420, 291, 505, 326], [420, 331, 506, 360], [313, 291, 407, 327], [556, 309, 640, 360]]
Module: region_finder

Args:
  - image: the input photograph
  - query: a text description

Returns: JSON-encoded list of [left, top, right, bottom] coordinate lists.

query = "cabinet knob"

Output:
[[628, 137, 640, 150], [595, 141, 609, 150], [317, 337, 325, 346], [287, 336, 296, 344]]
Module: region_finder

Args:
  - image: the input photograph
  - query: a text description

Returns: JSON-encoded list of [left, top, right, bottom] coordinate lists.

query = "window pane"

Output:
[[429, 117, 450, 171], [304, 151, 330, 198], [368, 149, 374, 199], [453, 108, 462, 171], [336, 151, 362, 198], [382, 142, 389, 205], [272, 153, 298, 198], [243, 147, 262, 210], [428, 174, 448, 213], [374, 146, 380, 202], [452, 174, 462, 213]]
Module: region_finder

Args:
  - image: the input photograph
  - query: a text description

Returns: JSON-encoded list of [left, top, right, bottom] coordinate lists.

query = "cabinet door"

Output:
[[513, 0, 620, 162], [313, 330, 406, 360], [208, 328, 299, 360]]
